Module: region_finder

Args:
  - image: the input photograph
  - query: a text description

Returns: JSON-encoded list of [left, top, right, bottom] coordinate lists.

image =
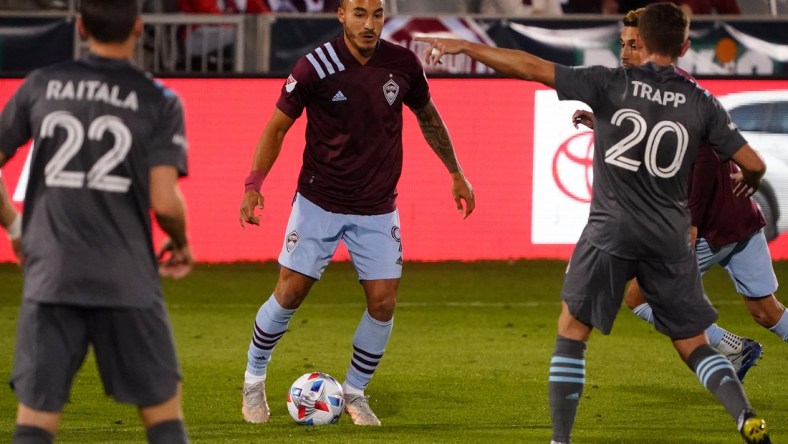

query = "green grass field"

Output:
[[1, 261, 787, 443]]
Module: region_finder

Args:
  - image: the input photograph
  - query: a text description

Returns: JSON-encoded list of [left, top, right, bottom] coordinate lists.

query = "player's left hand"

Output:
[[158, 238, 193, 279], [730, 171, 759, 197], [10, 237, 23, 268], [451, 172, 475, 219]]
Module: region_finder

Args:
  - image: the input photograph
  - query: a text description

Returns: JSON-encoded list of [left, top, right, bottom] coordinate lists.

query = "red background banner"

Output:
[[1, 78, 787, 262]]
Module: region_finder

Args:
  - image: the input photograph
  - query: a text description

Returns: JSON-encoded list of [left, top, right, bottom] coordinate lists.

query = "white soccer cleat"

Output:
[[242, 381, 270, 424], [344, 394, 381, 426]]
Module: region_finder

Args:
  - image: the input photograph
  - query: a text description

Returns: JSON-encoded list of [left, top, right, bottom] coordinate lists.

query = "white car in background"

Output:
[[718, 90, 788, 242]]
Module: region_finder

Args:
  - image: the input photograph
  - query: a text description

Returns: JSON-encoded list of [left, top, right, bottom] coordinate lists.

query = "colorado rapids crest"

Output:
[[383, 79, 399, 105]]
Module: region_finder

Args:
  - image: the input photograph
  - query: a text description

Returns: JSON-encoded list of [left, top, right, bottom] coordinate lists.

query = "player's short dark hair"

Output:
[[80, 0, 139, 43], [622, 8, 644, 28], [638, 2, 688, 59]]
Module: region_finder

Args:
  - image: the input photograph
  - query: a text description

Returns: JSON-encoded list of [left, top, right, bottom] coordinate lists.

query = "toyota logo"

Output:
[[552, 131, 595, 203]]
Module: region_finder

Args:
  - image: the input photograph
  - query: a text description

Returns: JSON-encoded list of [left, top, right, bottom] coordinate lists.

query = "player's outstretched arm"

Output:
[[0, 153, 22, 267], [240, 107, 295, 229], [729, 143, 766, 197], [412, 99, 475, 219], [414, 37, 556, 87], [151, 165, 192, 279]]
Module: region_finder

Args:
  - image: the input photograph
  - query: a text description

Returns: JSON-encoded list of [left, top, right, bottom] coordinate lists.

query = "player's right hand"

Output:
[[158, 238, 193, 279], [240, 190, 265, 229], [572, 110, 594, 129]]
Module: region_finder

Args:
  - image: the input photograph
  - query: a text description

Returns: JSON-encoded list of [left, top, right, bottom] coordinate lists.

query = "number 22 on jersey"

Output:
[[40, 110, 132, 193]]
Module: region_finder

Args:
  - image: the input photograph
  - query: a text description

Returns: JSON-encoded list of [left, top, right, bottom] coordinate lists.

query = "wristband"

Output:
[[244, 170, 266, 193], [6, 213, 21, 240]]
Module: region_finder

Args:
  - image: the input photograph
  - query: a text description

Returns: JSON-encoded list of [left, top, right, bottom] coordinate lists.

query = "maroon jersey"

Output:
[[672, 66, 764, 247], [276, 35, 430, 215], [688, 146, 765, 248]]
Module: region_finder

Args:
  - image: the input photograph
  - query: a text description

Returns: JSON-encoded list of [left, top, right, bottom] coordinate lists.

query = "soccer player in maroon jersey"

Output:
[[418, 3, 770, 443], [238, 0, 475, 426], [573, 8, 787, 384]]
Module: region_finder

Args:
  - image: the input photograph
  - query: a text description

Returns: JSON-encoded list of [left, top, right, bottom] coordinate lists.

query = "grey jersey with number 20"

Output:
[[554, 63, 746, 262], [0, 54, 187, 308]]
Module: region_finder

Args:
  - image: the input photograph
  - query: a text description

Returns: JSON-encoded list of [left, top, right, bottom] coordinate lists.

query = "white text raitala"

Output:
[[45, 80, 139, 111]]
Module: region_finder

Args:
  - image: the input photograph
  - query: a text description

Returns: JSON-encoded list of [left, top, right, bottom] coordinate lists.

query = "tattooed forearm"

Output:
[[414, 101, 461, 173]]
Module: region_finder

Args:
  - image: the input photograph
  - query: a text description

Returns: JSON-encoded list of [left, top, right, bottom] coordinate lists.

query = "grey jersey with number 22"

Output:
[[0, 54, 187, 308]]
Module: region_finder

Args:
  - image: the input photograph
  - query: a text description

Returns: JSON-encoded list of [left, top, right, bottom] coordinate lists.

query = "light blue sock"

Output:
[[631, 303, 654, 324], [246, 294, 296, 376], [632, 303, 733, 350], [344, 310, 392, 390], [769, 308, 788, 341]]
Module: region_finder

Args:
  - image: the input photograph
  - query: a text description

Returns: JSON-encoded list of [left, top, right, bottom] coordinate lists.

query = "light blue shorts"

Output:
[[696, 229, 778, 298], [278, 193, 402, 281]]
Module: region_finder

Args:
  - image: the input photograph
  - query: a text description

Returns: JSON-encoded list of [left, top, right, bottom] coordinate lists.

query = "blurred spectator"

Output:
[[601, 0, 740, 15], [178, 0, 270, 14], [144, 0, 180, 12], [561, 0, 618, 13], [0, 0, 67, 9], [670, 0, 740, 15], [178, 0, 269, 63], [266, 0, 339, 12], [614, 0, 659, 13], [392, 0, 474, 13], [479, 0, 563, 15]]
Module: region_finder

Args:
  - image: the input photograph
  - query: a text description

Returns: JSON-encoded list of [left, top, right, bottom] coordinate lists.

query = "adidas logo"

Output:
[[332, 91, 347, 102], [565, 392, 580, 401], [719, 375, 735, 386]]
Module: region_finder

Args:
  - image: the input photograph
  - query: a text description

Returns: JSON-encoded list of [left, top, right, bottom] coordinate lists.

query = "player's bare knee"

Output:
[[366, 297, 396, 322], [749, 309, 779, 329], [273, 289, 307, 309], [274, 269, 315, 308], [744, 295, 784, 327]]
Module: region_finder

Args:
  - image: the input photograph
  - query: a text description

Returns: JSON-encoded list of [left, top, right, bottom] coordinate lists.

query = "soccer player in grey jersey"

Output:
[[238, 0, 475, 427], [573, 8, 772, 383], [418, 3, 770, 443], [0, 1, 192, 443]]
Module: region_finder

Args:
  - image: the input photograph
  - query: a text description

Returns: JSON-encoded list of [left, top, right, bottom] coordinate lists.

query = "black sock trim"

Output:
[[556, 335, 587, 356], [12, 425, 54, 444]]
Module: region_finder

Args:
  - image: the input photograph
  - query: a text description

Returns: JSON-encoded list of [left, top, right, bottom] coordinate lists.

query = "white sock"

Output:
[[342, 381, 364, 397], [245, 370, 266, 385], [716, 331, 744, 355]]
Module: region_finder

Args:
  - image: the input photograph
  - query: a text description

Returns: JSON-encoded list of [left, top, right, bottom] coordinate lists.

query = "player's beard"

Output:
[[348, 29, 379, 58]]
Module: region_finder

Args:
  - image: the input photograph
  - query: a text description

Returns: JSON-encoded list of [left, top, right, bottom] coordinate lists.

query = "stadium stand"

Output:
[[0, 0, 785, 75]]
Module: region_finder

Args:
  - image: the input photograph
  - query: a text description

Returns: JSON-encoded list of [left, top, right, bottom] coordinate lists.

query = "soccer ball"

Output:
[[286, 372, 345, 425]]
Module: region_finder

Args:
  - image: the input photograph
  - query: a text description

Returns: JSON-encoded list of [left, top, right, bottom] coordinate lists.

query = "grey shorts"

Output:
[[561, 236, 717, 339], [10, 300, 181, 411]]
